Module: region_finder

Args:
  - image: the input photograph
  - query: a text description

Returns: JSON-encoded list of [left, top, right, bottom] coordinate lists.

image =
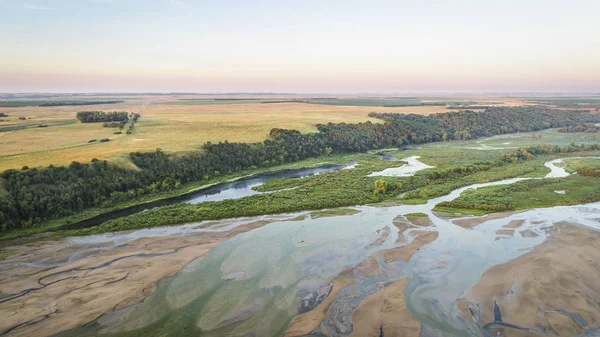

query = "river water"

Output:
[[53, 157, 600, 337], [62, 162, 357, 230]]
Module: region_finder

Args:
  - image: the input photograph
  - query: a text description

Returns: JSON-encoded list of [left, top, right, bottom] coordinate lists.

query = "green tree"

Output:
[[374, 179, 388, 197]]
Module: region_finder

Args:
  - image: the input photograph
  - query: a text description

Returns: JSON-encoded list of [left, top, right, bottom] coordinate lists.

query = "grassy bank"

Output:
[[434, 173, 600, 215], [4, 130, 600, 240], [0, 153, 372, 241], [59, 151, 594, 237]]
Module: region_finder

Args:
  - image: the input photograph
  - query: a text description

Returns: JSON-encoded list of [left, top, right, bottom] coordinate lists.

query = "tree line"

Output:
[[76, 111, 129, 123], [558, 123, 599, 133], [40, 100, 124, 107], [1, 106, 600, 232]]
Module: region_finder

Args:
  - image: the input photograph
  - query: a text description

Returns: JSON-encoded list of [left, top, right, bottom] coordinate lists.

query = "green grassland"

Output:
[[6, 127, 600, 239], [59, 146, 600, 237], [435, 174, 600, 215], [564, 157, 600, 173], [310, 208, 360, 218]]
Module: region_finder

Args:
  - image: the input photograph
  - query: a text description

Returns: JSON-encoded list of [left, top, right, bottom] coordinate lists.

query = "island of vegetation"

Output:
[[76, 111, 129, 123]]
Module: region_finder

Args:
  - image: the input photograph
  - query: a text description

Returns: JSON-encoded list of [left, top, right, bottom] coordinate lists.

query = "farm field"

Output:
[[0, 95, 528, 171]]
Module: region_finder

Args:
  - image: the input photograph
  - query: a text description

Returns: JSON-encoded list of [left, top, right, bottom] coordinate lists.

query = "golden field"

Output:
[[0, 95, 526, 171]]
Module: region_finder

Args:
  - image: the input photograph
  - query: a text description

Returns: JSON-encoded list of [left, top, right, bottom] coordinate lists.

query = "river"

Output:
[[62, 162, 357, 230], [2, 157, 598, 337], [23, 157, 593, 337]]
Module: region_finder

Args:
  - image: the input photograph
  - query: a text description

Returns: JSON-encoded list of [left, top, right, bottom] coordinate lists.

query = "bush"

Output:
[[76, 111, 128, 123], [99, 138, 110, 143]]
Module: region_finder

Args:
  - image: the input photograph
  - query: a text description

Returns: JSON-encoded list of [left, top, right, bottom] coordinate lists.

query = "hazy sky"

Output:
[[1, 0, 599, 93]]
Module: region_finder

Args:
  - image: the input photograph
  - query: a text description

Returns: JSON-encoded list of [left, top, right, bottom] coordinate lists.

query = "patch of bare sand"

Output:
[[406, 215, 434, 227], [495, 229, 515, 239], [503, 219, 525, 229], [382, 231, 439, 265], [284, 230, 438, 336], [348, 278, 420, 337], [460, 222, 600, 336], [284, 278, 355, 337], [357, 231, 439, 278], [365, 226, 391, 249], [393, 214, 435, 242], [452, 211, 517, 229], [0, 220, 269, 337], [521, 229, 539, 237]]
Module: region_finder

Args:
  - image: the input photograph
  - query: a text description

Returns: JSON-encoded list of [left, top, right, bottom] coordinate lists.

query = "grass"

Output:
[[0, 152, 370, 241], [404, 212, 427, 217], [433, 173, 600, 215], [0, 95, 519, 172], [564, 157, 600, 173], [54, 155, 406, 236], [310, 208, 360, 218]]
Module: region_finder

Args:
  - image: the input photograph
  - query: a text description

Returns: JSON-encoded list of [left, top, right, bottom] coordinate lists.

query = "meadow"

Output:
[[0, 95, 501, 171], [0, 95, 589, 172]]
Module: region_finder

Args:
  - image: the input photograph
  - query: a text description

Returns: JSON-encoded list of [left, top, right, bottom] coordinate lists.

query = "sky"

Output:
[[0, 0, 599, 93]]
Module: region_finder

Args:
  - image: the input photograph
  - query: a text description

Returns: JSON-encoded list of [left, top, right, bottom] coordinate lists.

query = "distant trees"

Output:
[[40, 100, 123, 107], [76, 111, 129, 123], [577, 165, 600, 177], [558, 123, 599, 133]]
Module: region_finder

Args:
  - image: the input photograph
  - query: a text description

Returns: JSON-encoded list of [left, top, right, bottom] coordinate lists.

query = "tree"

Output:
[[374, 179, 388, 197]]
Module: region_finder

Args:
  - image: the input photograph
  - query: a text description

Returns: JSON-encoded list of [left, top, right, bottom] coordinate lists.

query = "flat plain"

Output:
[[0, 95, 513, 171]]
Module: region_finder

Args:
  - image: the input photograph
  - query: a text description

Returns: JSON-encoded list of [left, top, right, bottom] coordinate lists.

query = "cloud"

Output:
[[24, 3, 53, 10], [169, 0, 185, 4]]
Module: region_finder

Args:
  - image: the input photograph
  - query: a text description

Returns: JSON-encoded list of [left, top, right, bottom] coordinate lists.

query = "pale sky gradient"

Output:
[[1, 0, 599, 93]]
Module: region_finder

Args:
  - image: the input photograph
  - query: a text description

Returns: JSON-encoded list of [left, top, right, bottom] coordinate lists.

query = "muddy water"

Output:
[[49, 157, 600, 337]]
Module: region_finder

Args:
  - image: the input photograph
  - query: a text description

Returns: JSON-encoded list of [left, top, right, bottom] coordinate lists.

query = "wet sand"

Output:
[[393, 214, 434, 243], [349, 278, 420, 337], [0, 220, 272, 337], [459, 222, 600, 336], [284, 230, 438, 336], [284, 278, 355, 337], [452, 211, 516, 229], [405, 215, 434, 227]]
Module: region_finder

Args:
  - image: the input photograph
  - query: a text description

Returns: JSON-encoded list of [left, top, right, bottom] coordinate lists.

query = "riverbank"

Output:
[[3, 168, 600, 336], [459, 221, 600, 336], [0, 153, 369, 242], [0, 215, 300, 337]]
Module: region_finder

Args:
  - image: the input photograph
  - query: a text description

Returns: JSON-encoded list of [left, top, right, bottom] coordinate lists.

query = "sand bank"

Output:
[[460, 222, 600, 336], [0, 220, 271, 337]]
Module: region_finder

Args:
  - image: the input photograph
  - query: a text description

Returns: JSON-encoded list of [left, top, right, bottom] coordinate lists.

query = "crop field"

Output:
[[0, 95, 535, 171], [0, 98, 127, 107]]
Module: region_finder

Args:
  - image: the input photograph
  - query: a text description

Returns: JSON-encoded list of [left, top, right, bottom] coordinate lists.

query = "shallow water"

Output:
[[62, 163, 356, 230], [55, 158, 600, 337], [368, 155, 434, 177], [185, 163, 357, 204]]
